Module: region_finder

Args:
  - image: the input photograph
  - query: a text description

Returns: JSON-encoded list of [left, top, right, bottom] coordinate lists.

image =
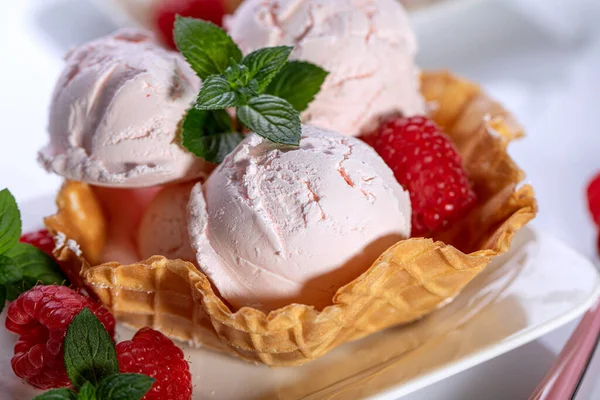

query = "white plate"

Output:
[[0, 198, 599, 399]]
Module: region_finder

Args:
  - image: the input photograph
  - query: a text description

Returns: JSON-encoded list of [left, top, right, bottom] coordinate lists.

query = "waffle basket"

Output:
[[45, 71, 537, 366]]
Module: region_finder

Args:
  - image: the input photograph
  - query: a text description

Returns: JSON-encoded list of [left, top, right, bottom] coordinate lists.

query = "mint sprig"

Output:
[[76, 382, 97, 400], [35, 309, 155, 400], [237, 95, 301, 146], [96, 374, 155, 400], [265, 61, 329, 112], [34, 388, 78, 400], [0, 189, 21, 254], [196, 75, 244, 110], [64, 308, 119, 388], [5, 243, 67, 297], [174, 18, 242, 79], [175, 17, 328, 163], [182, 108, 244, 163], [0, 254, 22, 285], [241, 46, 293, 92], [0, 189, 67, 313]]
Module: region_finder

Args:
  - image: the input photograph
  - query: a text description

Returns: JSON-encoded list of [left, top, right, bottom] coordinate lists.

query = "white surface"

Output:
[[1, 0, 600, 399]]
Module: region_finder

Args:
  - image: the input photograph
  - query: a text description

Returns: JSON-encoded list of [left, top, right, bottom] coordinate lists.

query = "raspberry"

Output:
[[20, 229, 55, 257], [154, 0, 227, 49], [362, 116, 477, 235], [587, 173, 600, 226], [6, 286, 115, 389], [117, 328, 192, 400]]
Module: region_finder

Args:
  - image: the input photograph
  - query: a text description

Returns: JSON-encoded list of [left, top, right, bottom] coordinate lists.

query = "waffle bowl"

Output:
[[44, 71, 537, 367]]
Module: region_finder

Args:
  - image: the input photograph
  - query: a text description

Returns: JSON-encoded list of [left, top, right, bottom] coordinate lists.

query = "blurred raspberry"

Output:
[[587, 173, 600, 226], [154, 0, 227, 49]]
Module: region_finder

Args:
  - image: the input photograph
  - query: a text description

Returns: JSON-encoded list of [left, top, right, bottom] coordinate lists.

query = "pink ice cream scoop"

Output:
[[188, 125, 412, 311], [137, 182, 197, 263], [39, 29, 212, 187], [225, 0, 425, 137]]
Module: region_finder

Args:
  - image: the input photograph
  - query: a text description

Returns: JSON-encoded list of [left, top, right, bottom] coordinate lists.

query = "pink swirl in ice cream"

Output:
[[225, 0, 425, 137], [39, 29, 212, 187], [188, 125, 411, 311]]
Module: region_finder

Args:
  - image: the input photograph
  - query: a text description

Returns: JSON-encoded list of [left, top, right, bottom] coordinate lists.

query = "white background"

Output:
[[1, 0, 599, 398]]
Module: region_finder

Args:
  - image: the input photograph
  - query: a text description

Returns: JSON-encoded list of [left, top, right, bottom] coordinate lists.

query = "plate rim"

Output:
[[367, 230, 600, 399]]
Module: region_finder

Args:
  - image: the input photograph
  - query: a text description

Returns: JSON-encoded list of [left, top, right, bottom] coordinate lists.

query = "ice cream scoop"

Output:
[[93, 186, 161, 265], [188, 125, 411, 311], [225, 0, 425, 137], [137, 182, 197, 263], [39, 29, 212, 187]]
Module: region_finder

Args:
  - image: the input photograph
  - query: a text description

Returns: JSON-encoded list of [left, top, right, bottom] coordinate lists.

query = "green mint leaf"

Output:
[[265, 61, 329, 112], [0, 255, 22, 285], [97, 374, 155, 400], [223, 63, 259, 103], [0, 189, 21, 254], [182, 108, 244, 163], [77, 381, 97, 400], [0, 286, 6, 314], [64, 308, 119, 389], [5, 242, 67, 295], [237, 95, 301, 145], [174, 17, 242, 80], [33, 388, 78, 400], [241, 46, 293, 92], [5, 284, 19, 302], [195, 75, 241, 110], [223, 62, 251, 86]]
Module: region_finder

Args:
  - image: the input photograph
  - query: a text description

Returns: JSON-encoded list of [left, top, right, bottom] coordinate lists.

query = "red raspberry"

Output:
[[20, 229, 55, 257], [362, 116, 477, 235], [587, 173, 600, 226], [154, 0, 227, 49], [117, 328, 192, 400], [5, 286, 115, 390]]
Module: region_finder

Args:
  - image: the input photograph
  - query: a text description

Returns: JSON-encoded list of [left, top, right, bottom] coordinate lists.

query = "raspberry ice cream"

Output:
[[188, 125, 411, 311], [225, 0, 425, 137], [137, 182, 196, 263], [39, 29, 212, 187]]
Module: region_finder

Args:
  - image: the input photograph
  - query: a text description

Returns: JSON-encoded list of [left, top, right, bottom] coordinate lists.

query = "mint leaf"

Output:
[[0, 255, 22, 285], [182, 108, 244, 163], [223, 62, 252, 87], [223, 62, 259, 103], [33, 388, 78, 400], [78, 381, 97, 400], [0, 286, 6, 314], [237, 95, 301, 145], [0, 189, 21, 254], [195, 76, 241, 110], [5, 285, 19, 302], [97, 374, 155, 400], [265, 61, 329, 112], [64, 308, 119, 389], [5, 242, 67, 294], [174, 17, 242, 79], [241, 46, 293, 92]]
